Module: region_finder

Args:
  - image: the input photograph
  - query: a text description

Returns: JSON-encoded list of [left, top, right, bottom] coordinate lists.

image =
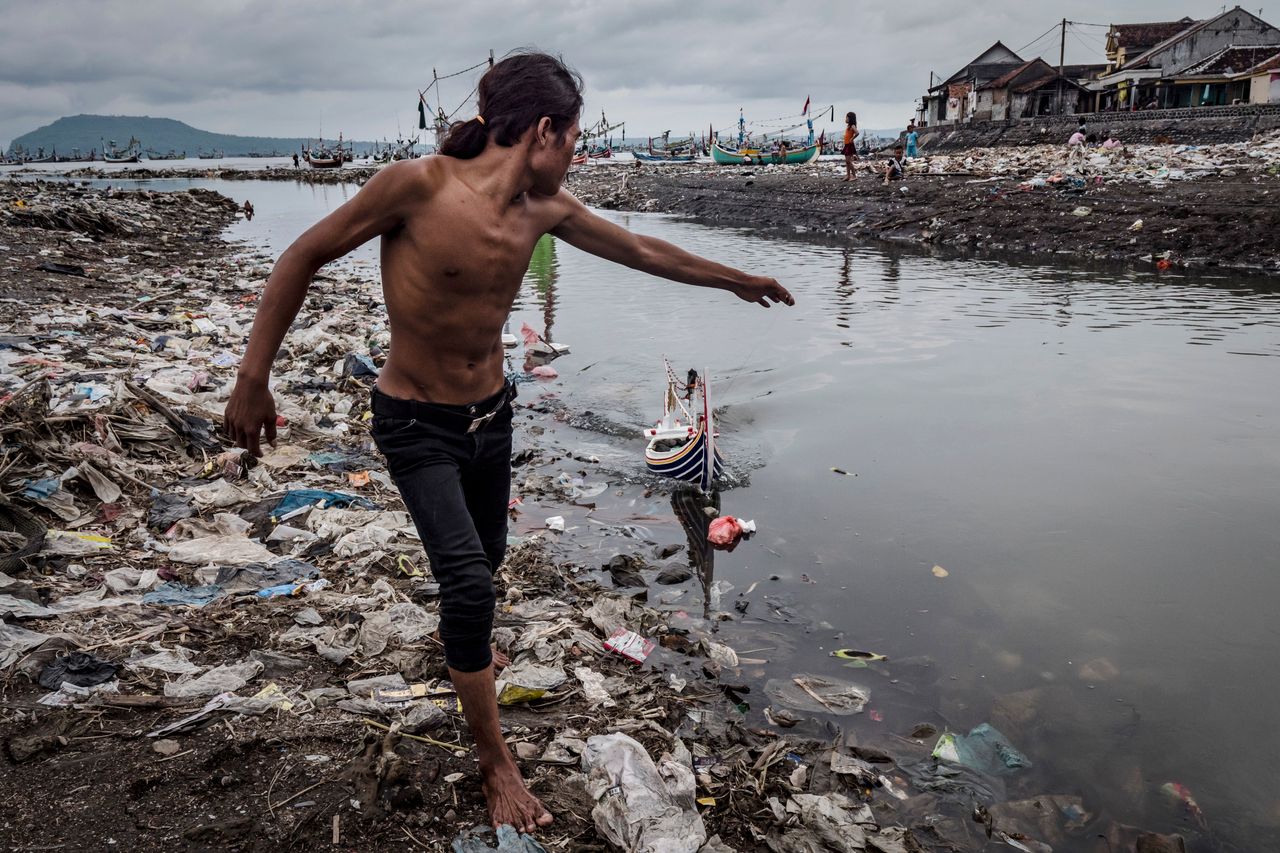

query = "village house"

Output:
[[918, 41, 1025, 126], [1104, 17, 1198, 74], [1245, 52, 1280, 103], [921, 7, 1280, 125], [973, 58, 1093, 121], [1093, 6, 1280, 110]]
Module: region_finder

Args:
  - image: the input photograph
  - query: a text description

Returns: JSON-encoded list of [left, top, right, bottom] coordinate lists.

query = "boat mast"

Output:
[[702, 368, 715, 492]]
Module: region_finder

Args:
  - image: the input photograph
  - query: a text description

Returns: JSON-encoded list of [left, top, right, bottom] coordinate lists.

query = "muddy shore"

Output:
[[564, 156, 1280, 276], [0, 179, 1211, 852]]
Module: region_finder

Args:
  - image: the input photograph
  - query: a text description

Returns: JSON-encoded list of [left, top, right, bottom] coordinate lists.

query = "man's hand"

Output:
[[729, 276, 795, 308], [223, 379, 278, 457]]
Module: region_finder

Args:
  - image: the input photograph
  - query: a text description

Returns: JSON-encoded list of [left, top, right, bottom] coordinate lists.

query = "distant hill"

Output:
[[7, 114, 383, 158]]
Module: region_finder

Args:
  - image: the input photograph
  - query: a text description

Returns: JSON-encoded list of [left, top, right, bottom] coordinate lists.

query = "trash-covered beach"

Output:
[[567, 134, 1280, 275], [0, 176, 1264, 852]]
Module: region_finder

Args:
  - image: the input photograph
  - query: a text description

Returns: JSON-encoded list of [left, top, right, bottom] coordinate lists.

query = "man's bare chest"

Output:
[[389, 194, 549, 296]]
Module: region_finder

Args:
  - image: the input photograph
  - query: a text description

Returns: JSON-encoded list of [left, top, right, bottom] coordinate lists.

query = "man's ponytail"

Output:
[[438, 116, 489, 159]]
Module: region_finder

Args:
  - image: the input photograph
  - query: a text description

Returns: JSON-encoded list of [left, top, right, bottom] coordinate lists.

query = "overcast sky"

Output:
[[0, 0, 1235, 147]]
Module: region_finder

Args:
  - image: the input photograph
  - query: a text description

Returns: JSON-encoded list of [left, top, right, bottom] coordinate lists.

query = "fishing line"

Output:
[[718, 303, 786, 400]]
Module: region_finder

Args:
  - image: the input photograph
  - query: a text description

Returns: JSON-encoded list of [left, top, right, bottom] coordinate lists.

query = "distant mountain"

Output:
[[7, 114, 384, 158]]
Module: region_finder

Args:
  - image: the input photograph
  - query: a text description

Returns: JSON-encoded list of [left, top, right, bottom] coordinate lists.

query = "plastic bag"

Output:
[[581, 732, 707, 853], [452, 824, 548, 852], [707, 516, 755, 550], [38, 651, 119, 689], [932, 723, 1031, 775]]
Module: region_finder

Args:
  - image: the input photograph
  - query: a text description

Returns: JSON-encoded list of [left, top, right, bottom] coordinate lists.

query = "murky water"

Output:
[[50, 175, 1280, 849]]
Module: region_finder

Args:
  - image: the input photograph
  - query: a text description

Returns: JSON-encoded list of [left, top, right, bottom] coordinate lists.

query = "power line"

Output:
[[1068, 28, 1103, 57], [1016, 23, 1062, 54]]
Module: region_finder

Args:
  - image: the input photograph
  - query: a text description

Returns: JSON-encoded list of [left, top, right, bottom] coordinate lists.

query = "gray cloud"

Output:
[[1, 0, 1216, 146]]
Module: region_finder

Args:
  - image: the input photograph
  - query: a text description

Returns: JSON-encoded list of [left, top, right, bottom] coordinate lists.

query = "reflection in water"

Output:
[[527, 235, 559, 341], [834, 248, 855, 340], [671, 486, 720, 620]]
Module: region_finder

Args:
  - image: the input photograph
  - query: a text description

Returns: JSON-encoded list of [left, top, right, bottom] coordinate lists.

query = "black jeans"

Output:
[[370, 383, 515, 673]]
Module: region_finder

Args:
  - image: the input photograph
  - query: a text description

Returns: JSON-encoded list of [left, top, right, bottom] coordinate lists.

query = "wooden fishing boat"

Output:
[[644, 361, 723, 492], [572, 144, 611, 166], [710, 140, 820, 165], [146, 149, 185, 160], [55, 148, 95, 162], [304, 148, 343, 169], [633, 149, 696, 162], [196, 150, 224, 159]]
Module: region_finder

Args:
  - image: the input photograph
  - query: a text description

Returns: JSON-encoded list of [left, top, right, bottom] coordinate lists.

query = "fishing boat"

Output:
[[24, 148, 56, 164], [633, 148, 696, 162], [570, 147, 612, 165], [303, 143, 343, 169], [305, 151, 343, 168], [644, 361, 724, 492], [55, 148, 96, 162], [710, 139, 820, 165], [102, 137, 141, 163], [196, 149, 224, 159], [146, 149, 185, 160]]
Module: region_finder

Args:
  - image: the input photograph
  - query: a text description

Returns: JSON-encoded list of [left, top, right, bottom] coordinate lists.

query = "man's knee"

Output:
[[438, 567, 497, 672]]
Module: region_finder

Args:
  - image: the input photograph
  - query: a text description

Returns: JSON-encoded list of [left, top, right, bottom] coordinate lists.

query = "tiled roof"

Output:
[[1111, 18, 1198, 50], [1061, 63, 1107, 79], [1012, 73, 1063, 93], [1179, 44, 1280, 75], [982, 59, 1040, 90]]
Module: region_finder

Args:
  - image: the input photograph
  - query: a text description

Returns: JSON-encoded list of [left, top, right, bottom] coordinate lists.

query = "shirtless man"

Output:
[[223, 52, 793, 834]]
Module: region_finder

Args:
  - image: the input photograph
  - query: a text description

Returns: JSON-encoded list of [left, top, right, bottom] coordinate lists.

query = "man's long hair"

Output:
[[438, 51, 584, 159]]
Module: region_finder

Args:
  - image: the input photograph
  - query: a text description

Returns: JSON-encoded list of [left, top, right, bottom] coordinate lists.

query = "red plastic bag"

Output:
[[708, 516, 743, 548]]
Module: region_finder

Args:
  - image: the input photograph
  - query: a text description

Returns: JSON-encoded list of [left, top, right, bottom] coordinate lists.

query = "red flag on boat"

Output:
[[802, 95, 810, 115], [520, 322, 541, 347]]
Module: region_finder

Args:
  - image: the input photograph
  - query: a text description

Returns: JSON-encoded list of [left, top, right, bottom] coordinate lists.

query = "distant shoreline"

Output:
[[8, 138, 1280, 276]]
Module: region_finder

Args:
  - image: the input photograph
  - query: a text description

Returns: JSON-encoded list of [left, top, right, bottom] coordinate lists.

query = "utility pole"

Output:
[[1058, 18, 1067, 116]]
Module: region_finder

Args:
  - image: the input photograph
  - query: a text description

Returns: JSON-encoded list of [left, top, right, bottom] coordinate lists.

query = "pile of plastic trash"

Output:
[[919, 129, 1280, 186]]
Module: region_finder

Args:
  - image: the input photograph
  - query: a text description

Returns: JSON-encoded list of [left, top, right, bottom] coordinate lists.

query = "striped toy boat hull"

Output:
[[645, 421, 725, 491]]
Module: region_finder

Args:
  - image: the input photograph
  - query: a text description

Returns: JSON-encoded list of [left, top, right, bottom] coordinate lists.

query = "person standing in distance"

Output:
[[842, 111, 859, 181]]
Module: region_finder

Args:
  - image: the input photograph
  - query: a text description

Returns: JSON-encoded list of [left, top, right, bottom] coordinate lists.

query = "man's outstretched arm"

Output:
[[550, 192, 795, 307], [225, 161, 427, 455]]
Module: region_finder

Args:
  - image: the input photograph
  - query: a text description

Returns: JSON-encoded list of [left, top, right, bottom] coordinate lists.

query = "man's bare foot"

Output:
[[481, 760, 553, 833]]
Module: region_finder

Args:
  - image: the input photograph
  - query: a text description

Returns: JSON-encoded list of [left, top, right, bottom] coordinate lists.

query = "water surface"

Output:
[[52, 175, 1280, 849]]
